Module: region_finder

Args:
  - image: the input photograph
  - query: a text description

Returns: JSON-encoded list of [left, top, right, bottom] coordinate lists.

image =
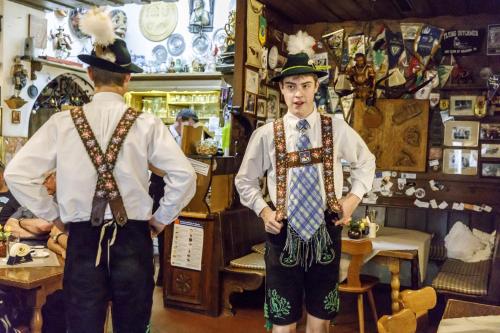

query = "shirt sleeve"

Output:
[[235, 128, 271, 216], [336, 120, 376, 199], [4, 117, 59, 222], [148, 117, 197, 224]]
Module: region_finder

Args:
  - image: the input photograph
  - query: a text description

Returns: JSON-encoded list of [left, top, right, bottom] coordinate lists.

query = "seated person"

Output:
[[47, 225, 67, 258], [5, 171, 56, 240], [168, 108, 199, 145]]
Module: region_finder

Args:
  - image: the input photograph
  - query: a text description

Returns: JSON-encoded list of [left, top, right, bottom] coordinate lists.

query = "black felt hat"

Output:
[[78, 38, 142, 74], [270, 52, 327, 83], [77, 8, 142, 74]]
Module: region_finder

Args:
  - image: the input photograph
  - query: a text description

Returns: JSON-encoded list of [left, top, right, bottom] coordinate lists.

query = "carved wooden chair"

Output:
[[400, 286, 437, 332], [339, 238, 379, 333], [377, 308, 417, 333]]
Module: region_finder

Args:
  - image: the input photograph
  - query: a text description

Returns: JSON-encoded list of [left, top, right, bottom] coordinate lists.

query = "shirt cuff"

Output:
[[253, 198, 269, 217], [350, 183, 367, 201], [153, 206, 177, 225]]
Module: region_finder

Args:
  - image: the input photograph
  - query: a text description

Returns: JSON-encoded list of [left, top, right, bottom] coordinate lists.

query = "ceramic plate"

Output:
[[68, 8, 89, 39], [212, 28, 228, 52], [27, 85, 39, 99], [152, 45, 168, 64], [139, 2, 178, 42], [31, 249, 50, 258], [167, 33, 186, 57], [192, 33, 211, 56]]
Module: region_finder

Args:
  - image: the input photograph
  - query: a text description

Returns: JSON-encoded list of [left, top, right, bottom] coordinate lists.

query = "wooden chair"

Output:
[[400, 286, 437, 331], [339, 239, 379, 333], [377, 308, 416, 333]]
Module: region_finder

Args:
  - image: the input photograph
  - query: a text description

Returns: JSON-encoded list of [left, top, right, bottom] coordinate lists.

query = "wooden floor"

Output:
[[150, 284, 445, 333]]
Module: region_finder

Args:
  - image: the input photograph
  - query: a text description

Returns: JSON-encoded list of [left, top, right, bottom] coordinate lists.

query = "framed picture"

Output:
[[443, 148, 478, 175], [444, 121, 479, 147], [245, 68, 259, 95], [256, 98, 267, 118], [481, 162, 500, 177], [480, 123, 500, 141], [244, 92, 256, 115], [11, 110, 21, 124], [279, 103, 287, 118], [449, 95, 477, 116], [487, 24, 500, 56], [29, 15, 48, 48], [267, 88, 280, 120], [188, 0, 215, 33], [481, 143, 500, 158]]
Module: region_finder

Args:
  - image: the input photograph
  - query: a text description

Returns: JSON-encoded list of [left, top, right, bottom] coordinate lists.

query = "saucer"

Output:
[[31, 249, 50, 258]]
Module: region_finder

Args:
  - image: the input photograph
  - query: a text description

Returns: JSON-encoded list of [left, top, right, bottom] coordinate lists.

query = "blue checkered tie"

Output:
[[287, 119, 324, 241]]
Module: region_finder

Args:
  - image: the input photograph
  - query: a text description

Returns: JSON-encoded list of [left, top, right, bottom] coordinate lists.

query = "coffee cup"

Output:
[[368, 222, 380, 238]]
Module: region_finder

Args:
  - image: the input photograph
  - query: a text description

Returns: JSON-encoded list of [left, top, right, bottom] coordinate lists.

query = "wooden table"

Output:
[[442, 299, 500, 319], [0, 256, 64, 333]]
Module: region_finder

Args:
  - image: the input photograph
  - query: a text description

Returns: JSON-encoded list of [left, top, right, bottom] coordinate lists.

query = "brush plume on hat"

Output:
[[79, 8, 117, 63], [287, 30, 316, 59]]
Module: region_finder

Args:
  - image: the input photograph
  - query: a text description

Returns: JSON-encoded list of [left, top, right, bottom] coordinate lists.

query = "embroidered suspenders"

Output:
[[71, 107, 139, 227], [273, 115, 342, 221]]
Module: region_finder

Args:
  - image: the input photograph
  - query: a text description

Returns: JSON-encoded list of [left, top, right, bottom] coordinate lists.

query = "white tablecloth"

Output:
[[339, 226, 431, 283], [437, 315, 500, 333]]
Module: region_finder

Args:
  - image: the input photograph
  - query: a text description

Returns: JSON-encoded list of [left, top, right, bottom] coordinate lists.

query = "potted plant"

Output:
[[347, 218, 369, 239], [0, 225, 12, 258]]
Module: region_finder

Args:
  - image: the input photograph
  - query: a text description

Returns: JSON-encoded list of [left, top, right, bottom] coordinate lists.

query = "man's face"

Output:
[[355, 55, 365, 67], [279, 74, 318, 119], [43, 174, 56, 196]]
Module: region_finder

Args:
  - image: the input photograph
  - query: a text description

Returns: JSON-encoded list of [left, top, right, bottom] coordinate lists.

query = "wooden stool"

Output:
[[400, 286, 437, 331], [339, 239, 379, 333], [377, 308, 416, 333]]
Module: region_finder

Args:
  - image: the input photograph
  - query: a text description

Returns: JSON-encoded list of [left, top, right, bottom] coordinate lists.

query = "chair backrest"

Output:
[[342, 238, 373, 288], [400, 286, 437, 319], [377, 309, 416, 333]]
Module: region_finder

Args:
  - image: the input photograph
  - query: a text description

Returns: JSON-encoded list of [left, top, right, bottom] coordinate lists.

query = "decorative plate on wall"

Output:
[[68, 8, 89, 39], [152, 45, 168, 64], [167, 33, 186, 57], [212, 28, 228, 53], [192, 33, 211, 56], [139, 2, 178, 42]]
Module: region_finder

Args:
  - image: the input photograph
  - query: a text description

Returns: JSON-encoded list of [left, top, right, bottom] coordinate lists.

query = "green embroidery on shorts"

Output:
[[264, 303, 273, 331], [324, 284, 340, 313], [267, 289, 291, 319]]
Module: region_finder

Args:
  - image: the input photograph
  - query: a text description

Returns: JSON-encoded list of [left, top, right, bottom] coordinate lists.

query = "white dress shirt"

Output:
[[5, 92, 197, 225], [235, 110, 375, 216], [169, 124, 181, 145]]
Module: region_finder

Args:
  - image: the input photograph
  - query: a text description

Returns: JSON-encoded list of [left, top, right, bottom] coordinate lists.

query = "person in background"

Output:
[[150, 108, 198, 286], [235, 31, 375, 333], [0, 162, 20, 226], [5, 8, 196, 333]]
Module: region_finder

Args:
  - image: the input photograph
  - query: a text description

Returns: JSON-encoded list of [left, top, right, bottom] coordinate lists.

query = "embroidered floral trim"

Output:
[[267, 289, 291, 319], [324, 284, 340, 313]]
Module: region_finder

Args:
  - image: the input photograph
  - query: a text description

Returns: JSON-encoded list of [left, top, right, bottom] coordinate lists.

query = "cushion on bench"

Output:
[[429, 238, 447, 261], [251, 242, 265, 255], [230, 252, 265, 270], [432, 259, 491, 296]]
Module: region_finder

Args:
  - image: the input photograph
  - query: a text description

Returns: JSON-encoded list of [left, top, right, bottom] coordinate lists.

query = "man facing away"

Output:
[[5, 8, 196, 333], [235, 31, 375, 333]]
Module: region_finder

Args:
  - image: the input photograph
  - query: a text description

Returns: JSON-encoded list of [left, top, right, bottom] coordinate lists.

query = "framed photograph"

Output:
[[188, 0, 215, 33], [481, 143, 500, 158], [443, 149, 478, 175], [480, 123, 500, 141], [487, 24, 500, 56], [267, 88, 280, 120], [279, 103, 287, 118], [244, 92, 256, 115], [449, 95, 476, 116], [481, 162, 500, 177], [256, 98, 267, 118], [29, 15, 48, 48], [11, 110, 21, 124], [245, 68, 259, 95], [444, 121, 479, 147]]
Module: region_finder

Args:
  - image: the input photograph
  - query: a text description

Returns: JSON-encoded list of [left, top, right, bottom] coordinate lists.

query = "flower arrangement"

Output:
[[347, 217, 370, 239], [0, 225, 12, 242]]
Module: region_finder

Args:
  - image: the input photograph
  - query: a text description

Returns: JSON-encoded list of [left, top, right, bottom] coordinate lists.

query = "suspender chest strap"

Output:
[[70, 107, 140, 227], [273, 115, 342, 221]]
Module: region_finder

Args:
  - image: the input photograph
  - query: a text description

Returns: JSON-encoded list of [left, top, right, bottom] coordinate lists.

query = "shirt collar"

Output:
[[283, 107, 319, 131], [91, 92, 125, 104]]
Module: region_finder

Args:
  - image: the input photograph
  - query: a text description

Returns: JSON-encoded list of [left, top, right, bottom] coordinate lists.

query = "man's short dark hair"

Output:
[[176, 109, 198, 123], [91, 67, 128, 87]]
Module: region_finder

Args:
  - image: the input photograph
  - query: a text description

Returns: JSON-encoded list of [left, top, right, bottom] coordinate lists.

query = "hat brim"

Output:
[[78, 54, 143, 74], [270, 67, 328, 83]]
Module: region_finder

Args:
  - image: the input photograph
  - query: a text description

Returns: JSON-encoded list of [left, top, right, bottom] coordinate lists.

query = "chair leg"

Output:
[[367, 289, 378, 325], [357, 294, 365, 333]]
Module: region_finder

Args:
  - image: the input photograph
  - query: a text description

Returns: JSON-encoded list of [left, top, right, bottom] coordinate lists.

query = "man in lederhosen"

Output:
[[235, 31, 375, 332], [5, 8, 196, 333]]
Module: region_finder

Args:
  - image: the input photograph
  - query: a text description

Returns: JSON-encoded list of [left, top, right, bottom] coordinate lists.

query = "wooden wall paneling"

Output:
[[406, 208, 427, 232], [386, 207, 406, 228], [320, 1, 358, 21], [427, 210, 448, 239], [448, 211, 471, 230]]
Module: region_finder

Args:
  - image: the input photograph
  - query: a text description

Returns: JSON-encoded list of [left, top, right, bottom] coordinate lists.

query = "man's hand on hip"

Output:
[[335, 193, 361, 226], [259, 206, 283, 234], [149, 217, 166, 237]]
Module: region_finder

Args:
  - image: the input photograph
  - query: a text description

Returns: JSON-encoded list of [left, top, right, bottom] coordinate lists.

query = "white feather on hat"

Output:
[[287, 30, 316, 58], [79, 7, 116, 47]]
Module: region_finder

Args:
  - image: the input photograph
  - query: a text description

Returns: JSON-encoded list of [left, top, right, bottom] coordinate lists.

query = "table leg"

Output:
[[30, 287, 47, 333], [387, 257, 401, 314]]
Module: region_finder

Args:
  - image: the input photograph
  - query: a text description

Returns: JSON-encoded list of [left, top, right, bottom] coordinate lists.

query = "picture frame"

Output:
[[443, 120, 479, 147], [188, 0, 215, 33], [481, 162, 500, 178], [487, 24, 500, 56], [480, 143, 500, 158], [11, 110, 21, 124], [28, 15, 48, 49], [480, 123, 500, 141], [245, 68, 259, 95], [266, 88, 280, 120], [244, 92, 256, 115], [279, 103, 287, 118], [449, 95, 477, 116], [443, 148, 478, 176], [256, 97, 267, 118]]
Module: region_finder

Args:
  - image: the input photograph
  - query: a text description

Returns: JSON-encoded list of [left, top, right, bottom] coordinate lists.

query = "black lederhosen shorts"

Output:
[[264, 211, 342, 326]]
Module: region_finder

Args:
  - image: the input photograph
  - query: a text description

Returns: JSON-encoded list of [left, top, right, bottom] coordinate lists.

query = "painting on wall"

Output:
[[352, 99, 429, 172], [189, 0, 215, 33]]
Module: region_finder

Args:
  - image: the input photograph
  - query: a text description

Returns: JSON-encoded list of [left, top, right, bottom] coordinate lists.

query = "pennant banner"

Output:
[[386, 29, 405, 69], [414, 25, 444, 67], [442, 29, 482, 55]]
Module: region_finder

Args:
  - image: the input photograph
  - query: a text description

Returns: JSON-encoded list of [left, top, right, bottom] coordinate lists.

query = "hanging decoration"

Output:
[[414, 25, 444, 68]]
